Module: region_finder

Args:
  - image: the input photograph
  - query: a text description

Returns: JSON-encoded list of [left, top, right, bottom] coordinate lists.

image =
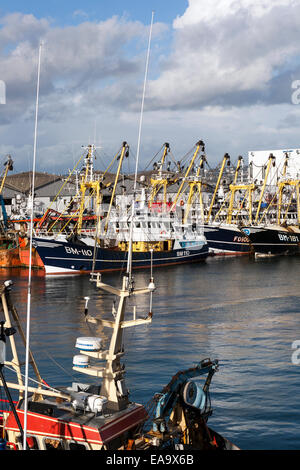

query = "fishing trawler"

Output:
[[32, 141, 209, 275], [32, 211, 209, 275], [0, 111, 233, 453], [0, 21, 240, 450], [148, 142, 250, 257], [0, 266, 238, 450], [0, 140, 233, 452], [240, 224, 300, 256], [0, 156, 22, 268], [239, 154, 300, 256], [199, 223, 250, 256], [198, 155, 250, 256]]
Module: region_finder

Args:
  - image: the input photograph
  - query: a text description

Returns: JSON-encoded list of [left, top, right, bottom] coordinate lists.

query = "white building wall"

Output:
[[248, 149, 300, 184]]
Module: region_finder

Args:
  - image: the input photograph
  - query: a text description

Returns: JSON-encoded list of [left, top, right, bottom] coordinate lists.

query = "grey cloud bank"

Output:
[[1, 1, 300, 173]]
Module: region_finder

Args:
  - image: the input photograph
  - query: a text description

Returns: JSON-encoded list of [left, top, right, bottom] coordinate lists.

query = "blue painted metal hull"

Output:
[[200, 224, 250, 255], [33, 237, 209, 274], [240, 225, 300, 255]]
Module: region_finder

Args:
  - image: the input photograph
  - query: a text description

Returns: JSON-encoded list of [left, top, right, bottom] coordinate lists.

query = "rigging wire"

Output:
[[143, 144, 166, 171], [4, 364, 72, 396]]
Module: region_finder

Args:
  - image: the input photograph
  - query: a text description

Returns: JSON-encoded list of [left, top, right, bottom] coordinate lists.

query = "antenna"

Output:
[[127, 11, 154, 277], [23, 40, 43, 451]]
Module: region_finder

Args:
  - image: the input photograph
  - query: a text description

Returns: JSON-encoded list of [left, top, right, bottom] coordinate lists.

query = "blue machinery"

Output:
[[0, 195, 8, 228], [150, 359, 219, 435]]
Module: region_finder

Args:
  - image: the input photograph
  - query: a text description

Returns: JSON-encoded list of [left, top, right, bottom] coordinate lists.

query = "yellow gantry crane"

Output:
[[0, 155, 13, 229], [0, 154, 13, 195], [104, 141, 129, 233], [232, 155, 243, 186], [226, 156, 256, 225], [276, 154, 299, 225], [255, 152, 300, 226], [205, 153, 230, 223], [276, 152, 293, 224], [277, 179, 300, 225], [171, 140, 205, 211], [183, 145, 207, 224], [149, 143, 171, 207], [42, 144, 124, 236], [254, 153, 276, 224], [77, 144, 103, 235]]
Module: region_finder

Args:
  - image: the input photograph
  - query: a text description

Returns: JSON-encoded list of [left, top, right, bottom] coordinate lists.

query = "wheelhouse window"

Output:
[[17, 435, 39, 450], [27, 436, 39, 450], [44, 438, 64, 450], [68, 441, 88, 450]]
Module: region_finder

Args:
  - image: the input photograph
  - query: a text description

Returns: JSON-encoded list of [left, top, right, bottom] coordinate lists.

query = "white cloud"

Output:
[[149, 0, 300, 109], [0, 13, 168, 171], [1, 5, 300, 173], [72, 10, 89, 21], [0, 12, 49, 46], [173, 0, 300, 27]]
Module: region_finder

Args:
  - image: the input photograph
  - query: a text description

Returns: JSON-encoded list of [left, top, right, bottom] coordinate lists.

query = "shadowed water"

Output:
[[1, 255, 300, 450]]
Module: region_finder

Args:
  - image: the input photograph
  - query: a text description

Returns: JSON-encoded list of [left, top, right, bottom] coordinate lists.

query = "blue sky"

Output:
[[0, 1, 188, 26], [1, 1, 300, 174]]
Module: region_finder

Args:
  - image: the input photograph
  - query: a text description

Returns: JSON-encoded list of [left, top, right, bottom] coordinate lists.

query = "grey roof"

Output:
[[4, 171, 62, 195]]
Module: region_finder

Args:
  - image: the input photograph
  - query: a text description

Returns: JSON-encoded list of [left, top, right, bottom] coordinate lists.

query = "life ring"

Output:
[[160, 230, 166, 235], [180, 200, 184, 207]]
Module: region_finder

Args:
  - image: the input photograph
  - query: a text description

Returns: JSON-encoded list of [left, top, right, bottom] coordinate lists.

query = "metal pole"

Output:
[[0, 367, 24, 443], [127, 11, 154, 276], [23, 41, 42, 451]]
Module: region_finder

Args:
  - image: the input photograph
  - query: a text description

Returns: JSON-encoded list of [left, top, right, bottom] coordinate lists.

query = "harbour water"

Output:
[[1, 255, 300, 450]]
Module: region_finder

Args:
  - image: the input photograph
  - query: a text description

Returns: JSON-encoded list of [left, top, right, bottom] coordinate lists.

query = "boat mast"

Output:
[[23, 40, 42, 451], [0, 282, 25, 395], [277, 153, 289, 224], [0, 281, 65, 400], [77, 144, 102, 235], [127, 10, 154, 278], [81, 12, 155, 411]]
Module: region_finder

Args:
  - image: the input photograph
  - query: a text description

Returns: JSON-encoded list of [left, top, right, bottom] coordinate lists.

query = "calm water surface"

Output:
[[1, 255, 300, 450]]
